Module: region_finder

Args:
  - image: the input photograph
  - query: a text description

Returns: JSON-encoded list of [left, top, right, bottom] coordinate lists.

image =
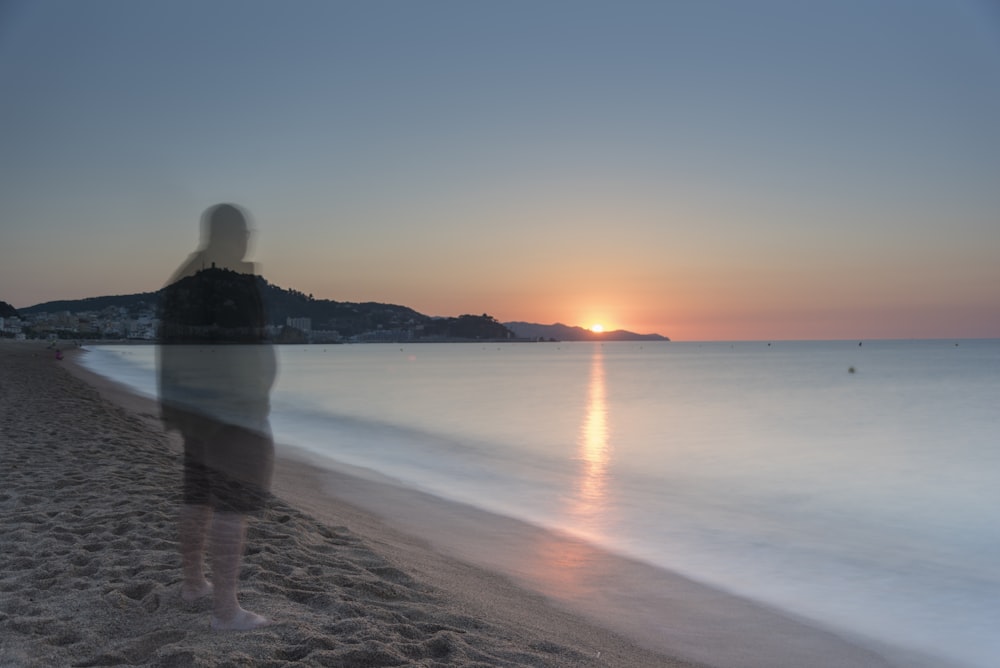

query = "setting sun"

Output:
[[590, 324, 604, 333]]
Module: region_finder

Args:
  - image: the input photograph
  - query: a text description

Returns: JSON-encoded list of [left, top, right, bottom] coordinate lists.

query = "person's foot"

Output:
[[180, 580, 213, 602], [211, 608, 271, 631]]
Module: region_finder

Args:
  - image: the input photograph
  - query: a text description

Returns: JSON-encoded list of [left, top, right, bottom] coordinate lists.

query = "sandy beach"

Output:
[[0, 341, 697, 668]]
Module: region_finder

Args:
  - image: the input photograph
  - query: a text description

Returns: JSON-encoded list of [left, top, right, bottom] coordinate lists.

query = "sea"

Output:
[[79, 339, 1000, 668]]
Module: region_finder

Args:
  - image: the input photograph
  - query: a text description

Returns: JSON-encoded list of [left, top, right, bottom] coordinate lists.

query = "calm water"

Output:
[[81, 340, 1000, 668]]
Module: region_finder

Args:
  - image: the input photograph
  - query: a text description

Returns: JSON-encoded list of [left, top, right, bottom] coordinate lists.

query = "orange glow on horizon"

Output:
[[290, 273, 1000, 343]]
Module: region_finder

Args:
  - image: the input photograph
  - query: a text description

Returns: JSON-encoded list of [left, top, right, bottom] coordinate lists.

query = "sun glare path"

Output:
[[572, 349, 611, 531]]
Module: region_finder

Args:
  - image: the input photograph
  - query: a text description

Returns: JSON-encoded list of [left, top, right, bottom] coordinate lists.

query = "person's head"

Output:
[[201, 203, 251, 259]]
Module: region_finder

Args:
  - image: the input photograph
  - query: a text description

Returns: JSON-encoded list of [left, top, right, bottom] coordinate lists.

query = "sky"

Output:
[[1, 0, 998, 341]]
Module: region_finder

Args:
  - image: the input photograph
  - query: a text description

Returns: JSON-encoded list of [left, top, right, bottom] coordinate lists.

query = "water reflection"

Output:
[[569, 347, 611, 534], [527, 347, 613, 599], [525, 530, 602, 604]]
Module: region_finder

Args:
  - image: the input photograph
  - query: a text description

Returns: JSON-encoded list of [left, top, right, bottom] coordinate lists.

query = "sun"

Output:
[[590, 323, 604, 333]]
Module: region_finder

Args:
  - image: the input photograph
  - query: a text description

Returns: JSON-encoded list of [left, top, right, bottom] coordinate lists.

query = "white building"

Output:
[[286, 316, 312, 332]]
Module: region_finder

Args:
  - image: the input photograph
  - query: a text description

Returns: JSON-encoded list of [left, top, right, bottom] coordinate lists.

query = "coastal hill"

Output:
[[14, 274, 511, 341], [0, 300, 19, 318], [9, 275, 670, 342], [504, 321, 669, 342]]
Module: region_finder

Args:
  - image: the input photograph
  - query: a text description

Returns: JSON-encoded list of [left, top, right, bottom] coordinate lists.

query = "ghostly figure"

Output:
[[157, 203, 276, 630]]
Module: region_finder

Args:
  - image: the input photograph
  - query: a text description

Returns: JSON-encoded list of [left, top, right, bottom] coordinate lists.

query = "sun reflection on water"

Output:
[[570, 347, 611, 535]]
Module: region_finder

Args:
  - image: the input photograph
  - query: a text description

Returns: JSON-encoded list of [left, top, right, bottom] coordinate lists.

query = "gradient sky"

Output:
[[1, 0, 998, 340]]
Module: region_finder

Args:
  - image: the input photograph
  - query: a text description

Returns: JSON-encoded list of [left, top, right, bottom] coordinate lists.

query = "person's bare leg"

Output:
[[179, 503, 213, 602], [209, 510, 269, 630]]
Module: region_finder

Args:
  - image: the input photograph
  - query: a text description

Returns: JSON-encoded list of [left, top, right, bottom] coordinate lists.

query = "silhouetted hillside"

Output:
[[18, 273, 515, 341], [20, 293, 159, 317], [0, 301, 19, 318], [256, 278, 426, 338], [423, 314, 511, 340], [504, 322, 669, 342]]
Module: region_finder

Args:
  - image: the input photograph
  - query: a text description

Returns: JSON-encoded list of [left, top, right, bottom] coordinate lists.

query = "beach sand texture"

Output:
[[0, 342, 692, 668]]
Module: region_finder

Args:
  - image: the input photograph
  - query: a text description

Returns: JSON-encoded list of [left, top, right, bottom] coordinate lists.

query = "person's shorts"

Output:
[[180, 417, 274, 514]]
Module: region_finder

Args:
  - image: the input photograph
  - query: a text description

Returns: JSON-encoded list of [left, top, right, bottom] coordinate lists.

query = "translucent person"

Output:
[[157, 203, 276, 630]]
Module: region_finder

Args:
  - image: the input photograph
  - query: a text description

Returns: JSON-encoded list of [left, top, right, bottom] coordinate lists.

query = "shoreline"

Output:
[[4, 340, 942, 667], [1, 340, 690, 667], [272, 447, 950, 668]]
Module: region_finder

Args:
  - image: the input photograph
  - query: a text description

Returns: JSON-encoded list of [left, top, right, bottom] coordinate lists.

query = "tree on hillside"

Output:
[[423, 314, 512, 339]]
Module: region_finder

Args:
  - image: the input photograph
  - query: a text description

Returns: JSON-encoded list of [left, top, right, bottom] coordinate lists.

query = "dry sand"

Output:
[[0, 341, 694, 668]]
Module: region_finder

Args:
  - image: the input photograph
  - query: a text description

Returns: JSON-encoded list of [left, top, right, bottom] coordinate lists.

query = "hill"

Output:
[[0, 301, 19, 318], [504, 322, 669, 342], [20, 292, 160, 317], [17, 274, 513, 341]]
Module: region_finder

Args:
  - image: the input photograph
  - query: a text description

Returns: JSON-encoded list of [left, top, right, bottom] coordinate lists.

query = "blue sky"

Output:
[[2, 0, 998, 339]]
